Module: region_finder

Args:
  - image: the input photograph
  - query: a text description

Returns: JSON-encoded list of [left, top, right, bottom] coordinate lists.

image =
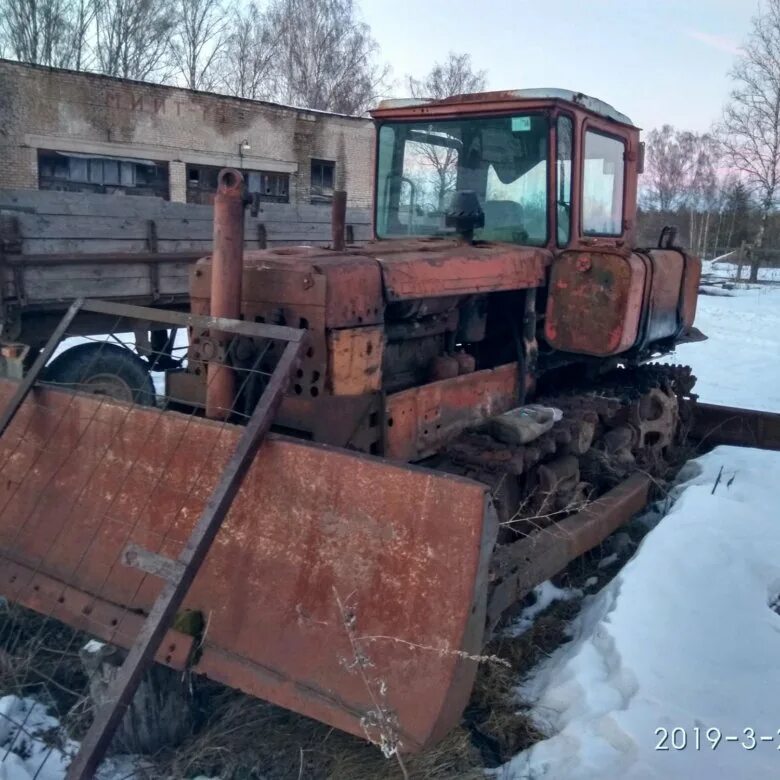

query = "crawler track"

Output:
[[437, 363, 698, 634]]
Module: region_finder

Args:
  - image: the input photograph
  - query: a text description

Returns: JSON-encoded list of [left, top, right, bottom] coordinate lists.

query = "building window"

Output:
[[246, 171, 289, 203], [310, 159, 335, 202], [185, 164, 290, 205], [38, 151, 169, 198], [186, 164, 220, 203]]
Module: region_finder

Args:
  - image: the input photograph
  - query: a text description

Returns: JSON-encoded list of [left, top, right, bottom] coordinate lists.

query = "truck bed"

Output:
[[0, 189, 372, 344]]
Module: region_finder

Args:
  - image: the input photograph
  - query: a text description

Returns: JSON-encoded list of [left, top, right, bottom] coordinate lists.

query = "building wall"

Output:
[[0, 60, 375, 208]]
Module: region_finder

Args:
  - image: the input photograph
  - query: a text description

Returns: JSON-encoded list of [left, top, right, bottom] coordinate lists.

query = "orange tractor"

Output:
[[1, 89, 775, 767]]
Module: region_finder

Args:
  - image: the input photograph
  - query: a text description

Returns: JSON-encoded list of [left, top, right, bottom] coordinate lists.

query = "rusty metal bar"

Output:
[[0, 297, 83, 440], [79, 299, 304, 343], [692, 403, 780, 452], [486, 473, 651, 632], [66, 337, 305, 780], [206, 169, 246, 420], [331, 190, 347, 251]]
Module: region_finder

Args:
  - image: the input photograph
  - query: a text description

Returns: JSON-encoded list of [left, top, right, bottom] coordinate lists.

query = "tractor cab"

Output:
[[370, 89, 642, 252]]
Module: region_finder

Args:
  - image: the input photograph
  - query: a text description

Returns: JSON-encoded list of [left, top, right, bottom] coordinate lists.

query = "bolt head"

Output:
[[576, 255, 592, 272]]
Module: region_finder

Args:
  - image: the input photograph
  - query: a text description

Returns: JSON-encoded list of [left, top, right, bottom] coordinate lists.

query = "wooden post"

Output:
[[331, 190, 347, 251]]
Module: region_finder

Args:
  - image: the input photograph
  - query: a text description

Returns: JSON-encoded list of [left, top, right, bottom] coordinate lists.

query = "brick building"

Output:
[[0, 60, 375, 208]]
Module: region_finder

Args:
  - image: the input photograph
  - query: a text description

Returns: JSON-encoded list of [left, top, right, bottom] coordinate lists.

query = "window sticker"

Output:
[[511, 116, 531, 132]]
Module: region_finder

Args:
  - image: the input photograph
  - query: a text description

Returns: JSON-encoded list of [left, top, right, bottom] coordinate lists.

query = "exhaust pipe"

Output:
[[206, 168, 245, 420]]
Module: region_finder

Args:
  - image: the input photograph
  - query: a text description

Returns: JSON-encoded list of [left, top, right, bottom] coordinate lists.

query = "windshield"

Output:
[[375, 114, 549, 245]]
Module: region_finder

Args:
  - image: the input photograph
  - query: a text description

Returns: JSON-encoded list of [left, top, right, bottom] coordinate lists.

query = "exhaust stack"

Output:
[[206, 168, 245, 420]]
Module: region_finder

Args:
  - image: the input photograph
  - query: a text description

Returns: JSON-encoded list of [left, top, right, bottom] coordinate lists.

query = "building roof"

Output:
[[0, 58, 371, 122]]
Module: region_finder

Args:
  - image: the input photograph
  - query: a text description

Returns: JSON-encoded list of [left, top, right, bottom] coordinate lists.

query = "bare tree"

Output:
[[718, 0, 780, 250], [95, 0, 175, 81], [266, 0, 388, 114], [215, 2, 277, 100], [642, 125, 695, 211], [407, 52, 487, 101], [0, 0, 93, 68], [62, 0, 96, 71], [170, 0, 228, 90], [640, 126, 726, 255], [406, 53, 487, 210]]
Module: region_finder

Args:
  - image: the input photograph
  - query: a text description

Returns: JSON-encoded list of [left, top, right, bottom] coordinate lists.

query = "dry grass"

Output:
[[324, 727, 483, 780], [0, 602, 90, 723], [147, 684, 483, 780]]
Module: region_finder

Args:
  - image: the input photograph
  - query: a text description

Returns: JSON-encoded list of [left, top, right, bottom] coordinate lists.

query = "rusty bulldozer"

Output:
[[0, 89, 778, 772]]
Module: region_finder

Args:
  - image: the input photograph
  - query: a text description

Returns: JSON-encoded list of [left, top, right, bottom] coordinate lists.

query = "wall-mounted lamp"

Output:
[[239, 139, 251, 155]]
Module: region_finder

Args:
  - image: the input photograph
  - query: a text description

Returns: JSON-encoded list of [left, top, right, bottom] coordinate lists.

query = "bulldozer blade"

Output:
[[692, 403, 780, 451], [0, 380, 497, 753]]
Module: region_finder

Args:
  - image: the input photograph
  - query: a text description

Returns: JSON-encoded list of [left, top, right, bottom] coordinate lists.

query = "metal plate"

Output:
[[384, 362, 519, 461], [0, 381, 493, 751], [375, 243, 548, 301]]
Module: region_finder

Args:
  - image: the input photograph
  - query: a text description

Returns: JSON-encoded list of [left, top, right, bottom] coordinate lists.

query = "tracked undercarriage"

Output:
[[436, 363, 697, 634]]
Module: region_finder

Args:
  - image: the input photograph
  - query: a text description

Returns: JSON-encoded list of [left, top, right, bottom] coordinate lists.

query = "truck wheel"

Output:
[[44, 342, 157, 406]]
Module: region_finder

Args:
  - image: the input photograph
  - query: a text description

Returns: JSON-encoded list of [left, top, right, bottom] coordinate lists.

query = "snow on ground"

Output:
[[505, 582, 582, 638], [500, 282, 780, 779], [500, 445, 780, 780], [0, 695, 137, 780], [664, 283, 780, 412]]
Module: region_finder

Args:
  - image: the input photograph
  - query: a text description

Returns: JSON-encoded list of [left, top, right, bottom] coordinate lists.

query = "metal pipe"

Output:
[[206, 168, 245, 420], [331, 190, 347, 251]]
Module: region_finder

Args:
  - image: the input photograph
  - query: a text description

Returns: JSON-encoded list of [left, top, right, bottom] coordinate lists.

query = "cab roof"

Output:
[[371, 88, 635, 128]]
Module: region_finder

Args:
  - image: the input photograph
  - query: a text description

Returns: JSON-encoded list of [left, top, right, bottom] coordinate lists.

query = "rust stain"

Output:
[[327, 326, 384, 395]]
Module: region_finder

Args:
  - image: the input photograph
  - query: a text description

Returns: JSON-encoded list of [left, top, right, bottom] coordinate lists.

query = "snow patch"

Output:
[[0, 696, 140, 779], [505, 581, 582, 638], [659, 284, 780, 412], [500, 445, 780, 779]]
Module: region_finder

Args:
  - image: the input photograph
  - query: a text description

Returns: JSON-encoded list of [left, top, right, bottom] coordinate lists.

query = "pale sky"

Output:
[[361, 0, 756, 133]]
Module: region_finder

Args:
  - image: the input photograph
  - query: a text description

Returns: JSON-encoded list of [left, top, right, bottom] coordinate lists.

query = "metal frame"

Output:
[[0, 297, 305, 779]]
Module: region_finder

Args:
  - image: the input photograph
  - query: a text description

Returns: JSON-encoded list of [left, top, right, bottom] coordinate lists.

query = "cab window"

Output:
[[582, 130, 625, 236], [375, 114, 549, 246], [556, 116, 573, 245]]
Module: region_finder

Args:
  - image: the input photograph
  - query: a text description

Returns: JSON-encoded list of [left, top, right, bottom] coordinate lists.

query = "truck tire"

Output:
[[44, 342, 157, 406]]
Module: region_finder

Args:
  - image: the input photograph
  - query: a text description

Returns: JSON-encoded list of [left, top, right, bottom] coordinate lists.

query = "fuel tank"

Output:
[[543, 248, 701, 357]]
